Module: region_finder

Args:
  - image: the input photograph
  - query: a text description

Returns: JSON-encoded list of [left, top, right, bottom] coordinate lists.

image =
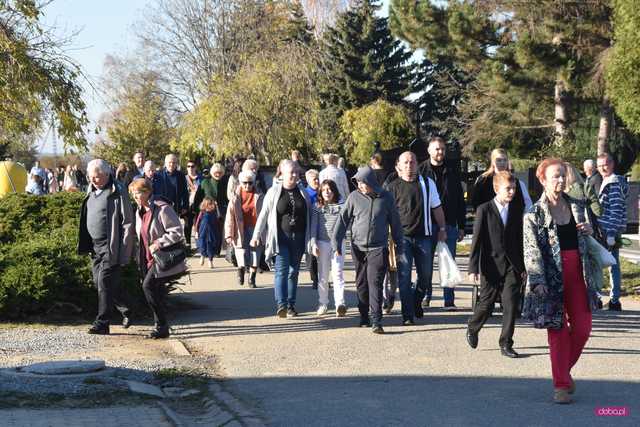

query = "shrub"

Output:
[[0, 193, 144, 320]]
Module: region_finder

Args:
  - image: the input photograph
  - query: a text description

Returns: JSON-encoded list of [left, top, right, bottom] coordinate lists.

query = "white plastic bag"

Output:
[[586, 235, 616, 268], [436, 241, 462, 288]]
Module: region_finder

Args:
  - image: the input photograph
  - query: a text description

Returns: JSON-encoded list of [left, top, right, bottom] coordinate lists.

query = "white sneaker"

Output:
[[199, 256, 205, 266], [317, 305, 328, 316]]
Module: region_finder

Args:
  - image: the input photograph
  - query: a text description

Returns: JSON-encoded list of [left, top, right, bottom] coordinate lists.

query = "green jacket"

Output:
[[194, 176, 229, 212]]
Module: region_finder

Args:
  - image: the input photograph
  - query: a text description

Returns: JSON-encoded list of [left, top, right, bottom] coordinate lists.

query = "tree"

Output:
[[389, 0, 618, 160], [606, 0, 640, 135], [93, 56, 174, 165], [173, 45, 324, 165], [0, 0, 88, 155], [340, 100, 412, 165], [319, 0, 414, 119]]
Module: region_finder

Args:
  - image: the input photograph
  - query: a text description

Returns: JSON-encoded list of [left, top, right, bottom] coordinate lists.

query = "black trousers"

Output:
[[352, 245, 388, 324], [310, 255, 318, 285], [468, 267, 522, 347], [184, 210, 195, 246], [142, 265, 168, 328], [91, 252, 130, 326]]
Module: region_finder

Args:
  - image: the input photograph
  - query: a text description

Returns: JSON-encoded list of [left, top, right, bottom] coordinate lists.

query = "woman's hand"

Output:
[[250, 238, 260, 248], [576, 222, 592, 236], [225, 237, 233, 245], [533, 284, 549, 296], [149, 242, 161, 254], [469, 273, 479, 283]]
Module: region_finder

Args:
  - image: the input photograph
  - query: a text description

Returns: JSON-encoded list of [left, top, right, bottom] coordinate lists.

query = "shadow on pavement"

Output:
[[222, 375, 639, 427]]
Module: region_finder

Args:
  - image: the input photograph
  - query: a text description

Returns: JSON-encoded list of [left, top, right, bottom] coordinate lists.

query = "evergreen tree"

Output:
[[319, 0, 414, 120]]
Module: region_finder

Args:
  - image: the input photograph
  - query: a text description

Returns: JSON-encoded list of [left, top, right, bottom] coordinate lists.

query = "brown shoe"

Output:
[[553, 388, 572, 404]]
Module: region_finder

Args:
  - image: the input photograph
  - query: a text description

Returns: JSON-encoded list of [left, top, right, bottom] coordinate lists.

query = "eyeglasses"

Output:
[[187, 165, 195, 168]]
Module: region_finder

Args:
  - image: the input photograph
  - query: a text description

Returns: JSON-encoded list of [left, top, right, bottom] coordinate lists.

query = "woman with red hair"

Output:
[[522, 158, 600, 404]]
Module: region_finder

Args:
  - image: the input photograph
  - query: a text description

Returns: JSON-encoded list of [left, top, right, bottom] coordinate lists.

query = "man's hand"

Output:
[[250, 238, 260, 248], [312, 245, 319, 257], [576, 222, 592, 236], [469, 273, 479, 283], [606, 235, 616, 247], [437, 228, 447, 242], [457, 229, 465, 242]]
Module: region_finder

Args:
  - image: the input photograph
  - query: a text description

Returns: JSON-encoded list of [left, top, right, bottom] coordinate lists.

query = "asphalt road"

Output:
[[171, 254, 640, 427]]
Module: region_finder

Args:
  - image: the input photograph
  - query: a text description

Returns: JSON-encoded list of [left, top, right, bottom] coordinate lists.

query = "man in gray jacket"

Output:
[[78, 159, 135, 335], [333, 166, 404, 334]]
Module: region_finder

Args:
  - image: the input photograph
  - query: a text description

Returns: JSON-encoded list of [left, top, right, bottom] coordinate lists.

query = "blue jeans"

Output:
[[274, 231, 306, 308], [609, 247, 621, 303], [424, 225, 458, 305], [397, 235, 434, 320]]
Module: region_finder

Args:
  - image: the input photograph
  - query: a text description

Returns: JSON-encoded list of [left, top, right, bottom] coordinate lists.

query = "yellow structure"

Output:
[[0, 161, 28, 197]]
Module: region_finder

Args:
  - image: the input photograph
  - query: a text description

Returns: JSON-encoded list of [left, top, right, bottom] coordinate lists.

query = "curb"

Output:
[[203, 381, 266, 427]]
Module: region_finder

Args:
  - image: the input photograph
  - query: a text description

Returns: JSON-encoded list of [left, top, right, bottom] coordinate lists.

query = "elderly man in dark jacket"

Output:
[[153, 154, 189, 216], [78, 159, 135, 335]]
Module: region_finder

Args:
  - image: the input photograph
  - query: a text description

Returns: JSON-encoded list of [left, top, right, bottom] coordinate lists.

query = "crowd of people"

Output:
[[24, 138, 632, 405]]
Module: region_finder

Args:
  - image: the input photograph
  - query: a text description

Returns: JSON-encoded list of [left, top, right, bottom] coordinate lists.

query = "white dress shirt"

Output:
[[494, 199, 509, 226]]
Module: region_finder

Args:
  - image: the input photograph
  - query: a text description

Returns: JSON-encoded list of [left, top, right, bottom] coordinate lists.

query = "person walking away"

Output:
[[130, 178, 187, 339], [195, 197, 220, 269], [333, 166, 404, 334], [466, 172, 525, 358], [596, 153, 629, 311], [251, 161, 313, 315], [226, 171, 264, 287], [310, 179, 347, 317], [320, 153, 350, 203], [522, 158, 598, 404], [78, 159, 134, 335]]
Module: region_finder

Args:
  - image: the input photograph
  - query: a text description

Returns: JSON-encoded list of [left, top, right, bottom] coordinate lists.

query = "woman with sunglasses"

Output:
[[225, 171, 264, 287]]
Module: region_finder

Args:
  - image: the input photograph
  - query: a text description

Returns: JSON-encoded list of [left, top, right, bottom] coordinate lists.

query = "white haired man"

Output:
[[78, 159, 135, 335], [154, 154, 189, 216]]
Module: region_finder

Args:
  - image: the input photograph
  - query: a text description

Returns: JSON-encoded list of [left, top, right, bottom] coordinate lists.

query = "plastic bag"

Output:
[[586, 235, 616, 268], [436, 241, 462, 288]]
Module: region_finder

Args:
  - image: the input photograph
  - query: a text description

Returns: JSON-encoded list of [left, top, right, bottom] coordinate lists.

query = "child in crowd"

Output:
[[311, 179, 347, 317], [195, 197, 220, 269]]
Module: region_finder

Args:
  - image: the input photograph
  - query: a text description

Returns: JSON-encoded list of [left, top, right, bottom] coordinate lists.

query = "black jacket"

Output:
[[419, 160, 466, 230], [469, 199, 525, 286], [153, 169, 189, 213], [471, 173, 526, 211]]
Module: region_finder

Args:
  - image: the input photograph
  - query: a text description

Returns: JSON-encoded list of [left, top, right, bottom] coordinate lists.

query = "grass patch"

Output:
[[154, 367, 210, 389]]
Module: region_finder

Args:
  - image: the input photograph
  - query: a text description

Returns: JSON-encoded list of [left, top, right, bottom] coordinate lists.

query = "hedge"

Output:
[[0, 193, 143, 320]]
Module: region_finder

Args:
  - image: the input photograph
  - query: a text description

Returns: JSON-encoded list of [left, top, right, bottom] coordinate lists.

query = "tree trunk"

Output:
[[597, 97, 612, 155], [554, 79, 569, 146]]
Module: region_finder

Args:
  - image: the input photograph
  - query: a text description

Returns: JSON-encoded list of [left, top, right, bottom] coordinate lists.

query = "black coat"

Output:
[[471, 173, 526, 211], [468, 199, 525, 286], [419, 160, 466, 230]]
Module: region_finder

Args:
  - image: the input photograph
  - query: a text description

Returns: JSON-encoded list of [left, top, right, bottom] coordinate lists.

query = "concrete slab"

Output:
[[21, 360, 105, 375], [126, 380, 165, 398]]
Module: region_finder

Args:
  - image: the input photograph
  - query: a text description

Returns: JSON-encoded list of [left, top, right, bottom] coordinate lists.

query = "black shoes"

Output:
[[122, 316, 132, 329], [287, 307, 298, 317], [276, 306, 287, 318], [249, 270, 257, 288], [606, 301, 622, 311], [414, 305, 424, 319], [237, 267, 245, 286], [88, 324, 110, 335], [372, 324, 384, 334], [466, 329, 478, 349], [148, 327, 170, 339], [359, 317, 372, 328], [500, 345, 519, 358], [311, 281, 318, 290]]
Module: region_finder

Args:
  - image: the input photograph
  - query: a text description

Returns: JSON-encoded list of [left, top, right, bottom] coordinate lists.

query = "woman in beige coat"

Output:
[[130, 178, 187, 339]]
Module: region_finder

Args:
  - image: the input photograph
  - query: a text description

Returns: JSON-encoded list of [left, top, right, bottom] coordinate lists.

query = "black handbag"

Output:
[[153, 242, 187, 271]]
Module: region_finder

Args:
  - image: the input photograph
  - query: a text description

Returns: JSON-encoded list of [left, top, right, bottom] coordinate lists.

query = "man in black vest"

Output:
[[419, 136, 466, 310], [466, 171, 525, 358]]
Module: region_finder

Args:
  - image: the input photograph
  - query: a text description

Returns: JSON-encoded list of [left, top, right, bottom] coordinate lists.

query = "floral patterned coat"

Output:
[[522, 193, 600, 329]]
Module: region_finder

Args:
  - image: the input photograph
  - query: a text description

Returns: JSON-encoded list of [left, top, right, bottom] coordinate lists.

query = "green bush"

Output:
[[0, 193, 143, 320]]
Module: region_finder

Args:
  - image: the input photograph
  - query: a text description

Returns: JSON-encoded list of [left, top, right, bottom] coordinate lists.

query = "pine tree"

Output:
[[319, 0, 414, 119]]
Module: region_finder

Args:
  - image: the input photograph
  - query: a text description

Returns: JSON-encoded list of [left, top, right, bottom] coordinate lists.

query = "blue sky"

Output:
[[39, 0, 391, 153]]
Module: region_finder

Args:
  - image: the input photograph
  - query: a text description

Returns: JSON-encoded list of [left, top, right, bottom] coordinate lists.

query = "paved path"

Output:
[[171, 254, 640, 427], [0, 405, 172, 427]]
